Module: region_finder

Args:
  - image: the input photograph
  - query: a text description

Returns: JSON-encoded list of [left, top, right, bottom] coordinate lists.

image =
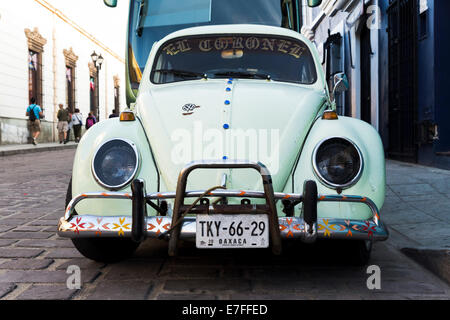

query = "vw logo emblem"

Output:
[[182, 103, 200, 115]]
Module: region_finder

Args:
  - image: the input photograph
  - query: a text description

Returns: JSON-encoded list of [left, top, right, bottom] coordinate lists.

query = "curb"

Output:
[[0, 143, 77, 157], [401, 248, 450, 285]]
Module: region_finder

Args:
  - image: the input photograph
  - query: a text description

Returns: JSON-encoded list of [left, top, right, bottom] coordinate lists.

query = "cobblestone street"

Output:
[[0, 149, 449, 300]]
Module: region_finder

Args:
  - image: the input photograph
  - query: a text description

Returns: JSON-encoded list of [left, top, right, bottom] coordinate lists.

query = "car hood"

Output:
[[137, 79, 326, 193]]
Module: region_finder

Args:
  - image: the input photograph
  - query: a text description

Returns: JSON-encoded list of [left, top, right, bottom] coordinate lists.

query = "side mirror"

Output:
[[307, 0, 322, 7], [103, 0, 117, 8], [333, 72, 349, 94]]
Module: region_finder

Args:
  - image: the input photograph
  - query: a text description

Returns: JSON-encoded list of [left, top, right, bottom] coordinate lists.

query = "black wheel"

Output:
[[346, 240, 373, 266], [71, 237, 140, 263], [65, 178, 139, 263]]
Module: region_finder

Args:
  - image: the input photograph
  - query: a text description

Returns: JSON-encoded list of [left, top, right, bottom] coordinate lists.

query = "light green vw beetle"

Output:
[[58, 24, 388, 265]]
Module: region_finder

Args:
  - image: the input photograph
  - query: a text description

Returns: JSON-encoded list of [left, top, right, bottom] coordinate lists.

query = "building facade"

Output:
[[0, 0, 126, 145], [300, 0, 450, 169], [415, 0, 450, 168]]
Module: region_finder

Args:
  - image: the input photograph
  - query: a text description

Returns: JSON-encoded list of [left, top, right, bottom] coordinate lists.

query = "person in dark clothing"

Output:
[[85, 112, 97, 130], [109, 112, 119, 118], [72, 108, 83, 142], [26, 97, 44, 145], [65, 111, 73, 143], [57, 104, 69, 144]]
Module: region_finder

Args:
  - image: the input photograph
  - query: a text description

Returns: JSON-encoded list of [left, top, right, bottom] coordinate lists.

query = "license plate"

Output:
[[196, 214, 269, 249]]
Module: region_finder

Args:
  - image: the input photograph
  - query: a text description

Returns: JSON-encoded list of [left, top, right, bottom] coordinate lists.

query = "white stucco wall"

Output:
[[0, 0, 126, 143], [300, 0, 382, 131]]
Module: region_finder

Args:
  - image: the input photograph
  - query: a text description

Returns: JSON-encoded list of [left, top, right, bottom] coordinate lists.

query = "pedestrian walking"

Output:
[[72, 108, 83, 143], [85, 112, 97, 130], [25, 97, 44, 146], [65, 111, 73, 143], [57, 103, 70, 144], [109, 111, 119, 118]]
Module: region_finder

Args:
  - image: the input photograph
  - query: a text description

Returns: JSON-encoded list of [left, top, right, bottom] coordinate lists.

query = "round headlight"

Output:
[[92, 139, 139, 190], [313, 137, 363, 188]]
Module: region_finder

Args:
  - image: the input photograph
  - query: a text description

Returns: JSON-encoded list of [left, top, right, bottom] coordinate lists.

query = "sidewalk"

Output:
[[0, 141, 77, 157], [383, 159, 450, 284]]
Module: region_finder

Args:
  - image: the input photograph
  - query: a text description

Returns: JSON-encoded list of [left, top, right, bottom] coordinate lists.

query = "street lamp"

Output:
[[91, 51, 104, 121]]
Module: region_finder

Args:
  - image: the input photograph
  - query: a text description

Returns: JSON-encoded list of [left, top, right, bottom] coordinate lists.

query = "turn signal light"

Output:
[[120, 110, 136, 121], [322, 110, 338, 120]]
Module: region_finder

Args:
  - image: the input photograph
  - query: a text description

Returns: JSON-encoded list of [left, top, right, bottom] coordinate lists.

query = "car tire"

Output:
[[71, 237, 140, 263], [65, 178, 139, 263], [347, 239, 372, 266]]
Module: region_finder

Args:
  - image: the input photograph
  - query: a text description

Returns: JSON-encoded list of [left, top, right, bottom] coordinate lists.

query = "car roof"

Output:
[[158, 24, 312, 45]]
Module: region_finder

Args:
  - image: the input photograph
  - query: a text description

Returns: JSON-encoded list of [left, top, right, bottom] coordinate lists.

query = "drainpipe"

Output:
[[104, 59, 108, 120], [52, 14, 57, 142]]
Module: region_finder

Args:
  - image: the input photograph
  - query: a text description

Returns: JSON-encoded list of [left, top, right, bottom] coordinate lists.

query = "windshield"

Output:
[[150, 35, 317, 85], [128, 0, 299, 88]]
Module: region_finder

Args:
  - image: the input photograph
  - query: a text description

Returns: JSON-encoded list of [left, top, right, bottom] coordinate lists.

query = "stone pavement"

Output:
[[382, 160, 450, 283], [383, 160, 450, 249]]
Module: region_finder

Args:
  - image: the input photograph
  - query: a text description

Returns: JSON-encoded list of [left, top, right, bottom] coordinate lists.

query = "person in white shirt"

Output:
[[72, 108, 83, 143]]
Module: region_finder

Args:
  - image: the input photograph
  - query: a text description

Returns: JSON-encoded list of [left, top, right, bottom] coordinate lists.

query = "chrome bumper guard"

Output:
[[58, 160, 389, 256]]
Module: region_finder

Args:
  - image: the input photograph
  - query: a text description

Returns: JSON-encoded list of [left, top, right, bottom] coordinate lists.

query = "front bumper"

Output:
[[58, 160, 389, 255], [58, 214, 388, 241]]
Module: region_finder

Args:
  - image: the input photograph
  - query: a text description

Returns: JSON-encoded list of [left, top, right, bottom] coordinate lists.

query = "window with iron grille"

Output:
[[28, 50, 43, 106], [63, 48, 78, 113], [25, 28, 46, 107], [114, 85, 120, 115], [90, 76, 98, 118], [66, 66, 75, 113]]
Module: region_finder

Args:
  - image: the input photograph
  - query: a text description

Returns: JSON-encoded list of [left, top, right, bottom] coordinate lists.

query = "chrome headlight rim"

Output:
[[312, 136, 364, 189], [91, 138, 140, 191]]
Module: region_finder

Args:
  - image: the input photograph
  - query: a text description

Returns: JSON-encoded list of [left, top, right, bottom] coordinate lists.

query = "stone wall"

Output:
[[0, 117, 54, 144]]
